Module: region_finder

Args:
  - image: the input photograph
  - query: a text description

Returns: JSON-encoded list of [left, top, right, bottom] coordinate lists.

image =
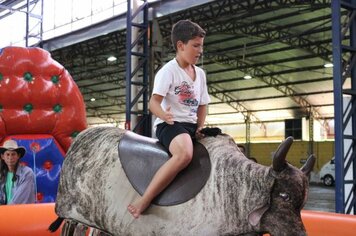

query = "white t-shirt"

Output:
[[152, 59, 211, 128]]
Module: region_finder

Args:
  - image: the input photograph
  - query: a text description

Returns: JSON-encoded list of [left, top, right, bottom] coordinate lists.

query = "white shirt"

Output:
[[152, 59, 210, 128]]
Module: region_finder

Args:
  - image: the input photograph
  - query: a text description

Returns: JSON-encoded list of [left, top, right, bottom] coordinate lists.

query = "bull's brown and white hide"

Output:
[[55, 127, 307, 236]]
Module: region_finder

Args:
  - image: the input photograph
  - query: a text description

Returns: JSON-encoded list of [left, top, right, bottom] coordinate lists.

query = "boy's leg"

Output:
[[127, 132, 194, 218]]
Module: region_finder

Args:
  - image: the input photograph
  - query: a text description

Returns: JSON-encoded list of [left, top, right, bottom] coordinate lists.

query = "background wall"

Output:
[[245, 141, 334, 172]]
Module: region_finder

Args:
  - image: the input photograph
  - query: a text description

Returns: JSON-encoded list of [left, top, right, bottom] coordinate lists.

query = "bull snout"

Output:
[[261, 212, 307, 236], [268, 228, 306, 236]]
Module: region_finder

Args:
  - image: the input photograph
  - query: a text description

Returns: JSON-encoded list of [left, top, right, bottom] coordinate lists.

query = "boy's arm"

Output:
[[196, 104, 207, 137], [149, 94, 174, 124]]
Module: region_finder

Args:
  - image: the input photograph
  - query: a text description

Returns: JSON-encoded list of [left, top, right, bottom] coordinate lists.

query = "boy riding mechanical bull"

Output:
[[49, 126, 315, 236]]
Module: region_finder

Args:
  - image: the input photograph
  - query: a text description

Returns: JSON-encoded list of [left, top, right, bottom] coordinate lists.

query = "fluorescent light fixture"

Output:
[[107, 56, 117, 62], [243, 75, 252, 80], [90, 97, 96, 102], [324, 63, 333, 68]]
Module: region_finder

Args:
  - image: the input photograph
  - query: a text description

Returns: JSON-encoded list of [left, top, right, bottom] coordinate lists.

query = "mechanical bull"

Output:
[[49, 126, 315, 236]]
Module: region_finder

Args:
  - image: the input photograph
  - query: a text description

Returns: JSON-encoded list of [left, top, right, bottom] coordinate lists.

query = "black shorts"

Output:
[[156, 122, 197, 151]]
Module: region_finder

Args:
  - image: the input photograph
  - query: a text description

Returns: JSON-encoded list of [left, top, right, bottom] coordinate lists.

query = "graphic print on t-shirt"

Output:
[[174, 81, 198, 116]]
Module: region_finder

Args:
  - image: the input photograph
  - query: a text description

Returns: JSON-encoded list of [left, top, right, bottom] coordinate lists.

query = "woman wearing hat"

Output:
[[0, 140, 35, 205]]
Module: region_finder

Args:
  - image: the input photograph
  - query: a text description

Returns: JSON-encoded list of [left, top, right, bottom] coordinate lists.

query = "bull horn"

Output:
[[300, 154, 316, 176], [272, 136, 294, 172]]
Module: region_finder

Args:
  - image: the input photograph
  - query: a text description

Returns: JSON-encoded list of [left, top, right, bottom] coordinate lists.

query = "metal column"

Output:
[[332, 0, 356, 214], [308, 115, 314, 156], [25, 0, 43, 47], [245, 113, 251, 157], [0, 0, 43, 47], [125, 0, 151, 136]]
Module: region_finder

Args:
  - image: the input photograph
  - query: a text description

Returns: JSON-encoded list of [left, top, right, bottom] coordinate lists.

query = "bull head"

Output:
[[248, 136, 316, 236]]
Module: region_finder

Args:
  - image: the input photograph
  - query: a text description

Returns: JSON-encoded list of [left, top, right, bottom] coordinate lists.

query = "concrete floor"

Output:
[[304, 183, 335, 213]]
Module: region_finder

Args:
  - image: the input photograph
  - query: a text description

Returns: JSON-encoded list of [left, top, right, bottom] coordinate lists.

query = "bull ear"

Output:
[[301, 154, 316, 176], [248, 204, 269, 226], [272, 136, 294, 172]]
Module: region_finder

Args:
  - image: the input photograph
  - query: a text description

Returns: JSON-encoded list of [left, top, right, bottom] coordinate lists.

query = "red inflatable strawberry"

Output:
[[0, 46, 87, 152]]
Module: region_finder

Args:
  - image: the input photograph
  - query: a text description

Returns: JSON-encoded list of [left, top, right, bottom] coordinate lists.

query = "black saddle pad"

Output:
[[118, 131, 211, 206]]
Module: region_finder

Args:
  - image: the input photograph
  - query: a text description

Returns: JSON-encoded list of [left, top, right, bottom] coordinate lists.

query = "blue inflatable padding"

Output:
[[12, 136, 64, 203]]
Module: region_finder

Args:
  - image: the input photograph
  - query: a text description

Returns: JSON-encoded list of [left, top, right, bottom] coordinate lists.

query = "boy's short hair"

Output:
[[171, 20, 206, 51]]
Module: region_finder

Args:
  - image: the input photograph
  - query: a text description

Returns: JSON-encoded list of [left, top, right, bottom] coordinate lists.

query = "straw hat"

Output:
[[0, 140, 26, 158]]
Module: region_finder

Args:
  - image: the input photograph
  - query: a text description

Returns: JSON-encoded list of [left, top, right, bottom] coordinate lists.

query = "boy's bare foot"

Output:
[[127, 198, 150, 219]]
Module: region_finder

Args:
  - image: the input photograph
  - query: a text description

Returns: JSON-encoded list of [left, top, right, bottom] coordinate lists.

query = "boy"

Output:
[[127, 20, 210, 218]]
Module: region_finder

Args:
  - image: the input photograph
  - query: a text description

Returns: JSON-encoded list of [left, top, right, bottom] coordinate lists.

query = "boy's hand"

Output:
[[195, 126, 205, 139], [164, 106, 174, 125]]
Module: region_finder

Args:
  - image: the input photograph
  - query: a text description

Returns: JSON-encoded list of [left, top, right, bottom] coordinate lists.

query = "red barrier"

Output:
[[0, 205, 356, 235], [0, 203, 60, 236], [302, 210, 356, 236]]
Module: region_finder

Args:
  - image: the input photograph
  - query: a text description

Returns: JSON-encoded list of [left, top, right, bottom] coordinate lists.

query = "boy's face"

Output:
[[177, 36, 204, 65]]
